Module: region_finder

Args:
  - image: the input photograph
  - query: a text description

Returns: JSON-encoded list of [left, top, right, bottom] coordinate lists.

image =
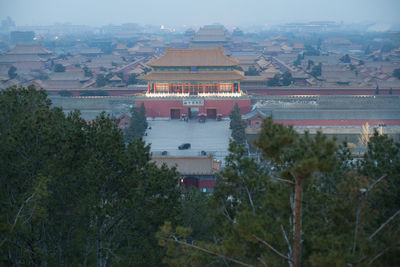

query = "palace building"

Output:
[[137, 47, 250, 119]]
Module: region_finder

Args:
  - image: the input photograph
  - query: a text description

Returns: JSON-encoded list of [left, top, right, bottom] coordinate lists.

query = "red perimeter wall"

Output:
[[136, 98, 251, 118], [247, 89, 400, 95]]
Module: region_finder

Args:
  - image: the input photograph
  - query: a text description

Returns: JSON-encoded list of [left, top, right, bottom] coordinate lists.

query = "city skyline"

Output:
[[1, 0, 400, 28]]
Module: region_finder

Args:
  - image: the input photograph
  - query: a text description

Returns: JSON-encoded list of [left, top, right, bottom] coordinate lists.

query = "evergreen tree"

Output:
[[158, 118, 400, 266], [340, 54, 351, 63], [0, 86, 180, 266], [244, 66, 260, 76], [54, 64, 66, 72], [267, 74, 280, 86], [229, 103, 246, 145], [7, 66, 17, 79], [375, 85, 380, 95], [392, 68, 400, 79], [96, 74, 107, 87], [124, 102, 148, 142], [127, 74, 138, 85], [310, 63, 322, 77], [281, 72, 293, 86]]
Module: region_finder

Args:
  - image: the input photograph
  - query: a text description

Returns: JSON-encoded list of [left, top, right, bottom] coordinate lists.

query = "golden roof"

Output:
[[140, 70, 244, 82], [148, 47, 239, 67]]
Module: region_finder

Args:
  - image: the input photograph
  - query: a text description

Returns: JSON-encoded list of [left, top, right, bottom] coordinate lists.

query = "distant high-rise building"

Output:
[[10, 31, 35, 44]]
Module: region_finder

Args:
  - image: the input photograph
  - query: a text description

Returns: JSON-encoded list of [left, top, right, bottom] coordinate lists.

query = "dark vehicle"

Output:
[[161, 151, 168, 155], [178, 143, 191, 150]]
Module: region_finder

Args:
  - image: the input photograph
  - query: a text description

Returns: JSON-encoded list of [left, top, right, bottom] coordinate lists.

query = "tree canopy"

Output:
[[229, 103, 246, 145], [158, 117, 400, 267], [8, 66, 17, 79], [54, 63, 66, 72], [124, 102, 148, 142], [0, 86, 181, 266]]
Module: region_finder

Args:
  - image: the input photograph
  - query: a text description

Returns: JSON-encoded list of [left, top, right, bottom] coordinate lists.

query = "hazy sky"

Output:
[[1, 0, 399, 27]]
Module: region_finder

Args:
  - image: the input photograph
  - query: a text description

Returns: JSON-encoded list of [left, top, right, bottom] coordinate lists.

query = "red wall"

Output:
[[274, 120, 400, 126], [247, 89, 400, 95], [137, 98, 251, 118]]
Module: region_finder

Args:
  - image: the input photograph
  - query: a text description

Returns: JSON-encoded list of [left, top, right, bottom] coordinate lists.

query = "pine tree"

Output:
[[124, 102, 148, 142], [229, 103, 246, 145]]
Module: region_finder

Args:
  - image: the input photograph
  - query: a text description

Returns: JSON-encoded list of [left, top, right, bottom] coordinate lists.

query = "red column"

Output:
[[168, 83, 170, 93], [238, 83, 240, 93], [147, 83, 150, 94], [202, 84, 205, 94], [217, 84, 220, 94], [231, 83, 234, 93]]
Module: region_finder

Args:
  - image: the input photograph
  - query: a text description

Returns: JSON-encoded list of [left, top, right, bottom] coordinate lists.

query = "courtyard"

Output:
[[144, 119, 231, 164]]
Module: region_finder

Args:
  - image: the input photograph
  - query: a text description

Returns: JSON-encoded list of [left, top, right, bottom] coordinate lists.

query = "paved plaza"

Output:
[[144, 119, 231, 163]]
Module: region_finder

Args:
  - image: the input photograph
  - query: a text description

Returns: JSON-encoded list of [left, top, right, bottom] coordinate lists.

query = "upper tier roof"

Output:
[[141, 70, 244, 82], [148, 47, 239, 67], [7, 44, 52, 55]]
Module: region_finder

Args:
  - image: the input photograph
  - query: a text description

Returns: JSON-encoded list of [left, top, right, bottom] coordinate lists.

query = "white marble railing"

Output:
[[145, 92, 243, 98], [145, 93, 190, 97]]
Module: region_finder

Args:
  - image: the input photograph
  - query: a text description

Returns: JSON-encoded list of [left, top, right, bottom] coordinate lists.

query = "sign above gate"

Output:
[[183, 99, 204, 106]]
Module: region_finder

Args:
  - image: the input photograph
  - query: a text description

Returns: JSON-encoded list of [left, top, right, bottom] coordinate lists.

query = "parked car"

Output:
[[178, 143, 191, 150]]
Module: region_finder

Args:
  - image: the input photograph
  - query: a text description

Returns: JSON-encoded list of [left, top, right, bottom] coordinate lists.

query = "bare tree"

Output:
[[358, 122, 370, 150]]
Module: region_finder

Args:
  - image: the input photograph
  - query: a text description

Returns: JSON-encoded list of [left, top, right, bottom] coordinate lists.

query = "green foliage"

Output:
[[281, 71, 293, 86], [8, 66, 17, 79], [54, 63, 65, 72], [158, 117, 400, 266], [267, 74, 280, 86], [96, 74, 107, 87], [304, 44, 320, 56], [375, 86, 380, 95], [310, 63, 322, 77], [307, 59, 314, 70], [393, 68, 400, 79], [0, 86, 181, 266], [389, 88, 393, 95], [83, 66, 93, 77], [244, 66, 260, 76], [340, 54, 351, 63], [124, 102, 148, 142], [229, 103, 246, 145], [127, 73, 138, 85], [294, 54, 304, 67]]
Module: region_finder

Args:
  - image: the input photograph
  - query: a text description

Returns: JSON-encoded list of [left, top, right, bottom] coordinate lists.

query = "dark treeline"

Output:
[[1, 86, 399, 266], [0, 86, 180, 266]]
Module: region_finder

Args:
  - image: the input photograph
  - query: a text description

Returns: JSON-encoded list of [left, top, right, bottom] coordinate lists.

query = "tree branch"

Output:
[[253, 235, 293, 262], [170, 237, 254, 267], [281, 224, 292, 257], [272, 177, 295, 185], [366, 174, 387, 195], [257, 256, 268, 267], [368, 209, 400, 240], [367, 247, 390, 266]]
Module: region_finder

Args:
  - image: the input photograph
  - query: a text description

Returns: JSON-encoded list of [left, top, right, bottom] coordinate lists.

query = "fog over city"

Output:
[[1, 0, 400, 28], [1, 0, 400, 266]]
